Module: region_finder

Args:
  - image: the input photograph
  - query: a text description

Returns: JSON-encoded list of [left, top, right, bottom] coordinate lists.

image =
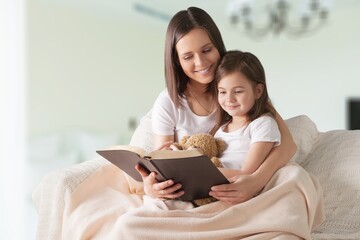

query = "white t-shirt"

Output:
[[214, 115, 281, 169], [152, 89, 216, 142]]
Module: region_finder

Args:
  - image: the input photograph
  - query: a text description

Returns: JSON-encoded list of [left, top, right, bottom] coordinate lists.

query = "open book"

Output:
[[96, 145, 229, 201]]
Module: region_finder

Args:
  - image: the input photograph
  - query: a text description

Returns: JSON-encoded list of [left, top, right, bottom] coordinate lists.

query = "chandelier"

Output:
[[226, 0, 332, 38]]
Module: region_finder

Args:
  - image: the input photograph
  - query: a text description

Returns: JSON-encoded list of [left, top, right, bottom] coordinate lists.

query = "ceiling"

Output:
[[34, 0, 359, 29]]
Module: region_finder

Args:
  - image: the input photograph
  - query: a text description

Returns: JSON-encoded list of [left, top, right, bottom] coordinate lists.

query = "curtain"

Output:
[[0, 0, 26, 239]]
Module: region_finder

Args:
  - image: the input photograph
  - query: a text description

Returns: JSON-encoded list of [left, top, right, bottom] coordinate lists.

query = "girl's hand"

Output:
[[209, 173, 263, 204], [135, 164, 184, 199]]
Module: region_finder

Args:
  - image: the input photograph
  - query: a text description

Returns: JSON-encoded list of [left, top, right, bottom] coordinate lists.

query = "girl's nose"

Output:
[[226, 93, 235, 102]]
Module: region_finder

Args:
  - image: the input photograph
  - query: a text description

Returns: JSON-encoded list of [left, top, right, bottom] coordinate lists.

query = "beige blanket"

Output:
[[62, 162, 324, 240]]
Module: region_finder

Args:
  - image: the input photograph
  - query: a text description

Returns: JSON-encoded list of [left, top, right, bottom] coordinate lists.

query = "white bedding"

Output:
[[32, 114, 360, 239]]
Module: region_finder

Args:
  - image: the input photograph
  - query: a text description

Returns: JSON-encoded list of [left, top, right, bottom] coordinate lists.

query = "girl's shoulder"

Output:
[[249, 114, 278, 129]]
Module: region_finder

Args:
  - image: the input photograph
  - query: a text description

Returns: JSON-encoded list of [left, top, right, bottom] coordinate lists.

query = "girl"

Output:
[[212, 50, 281, 175]]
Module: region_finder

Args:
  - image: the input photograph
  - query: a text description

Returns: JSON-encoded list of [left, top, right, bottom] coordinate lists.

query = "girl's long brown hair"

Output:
[[210, 50, 276, 135]]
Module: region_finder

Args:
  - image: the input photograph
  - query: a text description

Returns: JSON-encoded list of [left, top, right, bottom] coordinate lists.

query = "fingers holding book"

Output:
[[135, 164, 185, 199], [155, 181, 185, 200]]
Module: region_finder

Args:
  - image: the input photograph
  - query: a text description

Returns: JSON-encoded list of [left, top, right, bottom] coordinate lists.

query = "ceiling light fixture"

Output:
[[226, 0, 332, 38]]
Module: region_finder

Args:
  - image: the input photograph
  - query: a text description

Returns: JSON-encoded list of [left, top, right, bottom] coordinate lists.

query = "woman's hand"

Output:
[[135, 139, 185, 199], [135, 164, 185, 199], [209, 173, 264, 205], [156, 140, 174, 150]]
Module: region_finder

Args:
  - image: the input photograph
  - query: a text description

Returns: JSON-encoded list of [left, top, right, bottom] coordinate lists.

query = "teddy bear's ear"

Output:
[[215, 138, 227, 154], [180, 135, 190, 145]]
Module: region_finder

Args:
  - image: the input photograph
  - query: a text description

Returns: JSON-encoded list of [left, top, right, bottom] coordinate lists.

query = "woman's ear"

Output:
[[255, 83, 264, 99]]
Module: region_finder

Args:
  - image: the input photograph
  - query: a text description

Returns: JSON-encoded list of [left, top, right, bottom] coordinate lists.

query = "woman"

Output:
[[136, 6, 297, 204], [62, 7, 323, 239]]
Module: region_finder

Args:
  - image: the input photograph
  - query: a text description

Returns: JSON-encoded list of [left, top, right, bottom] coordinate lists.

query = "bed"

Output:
[[32, 112, 360, 239]]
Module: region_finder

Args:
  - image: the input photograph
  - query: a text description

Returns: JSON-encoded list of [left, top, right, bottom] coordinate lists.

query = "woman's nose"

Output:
[[194, 54, 205, 67]]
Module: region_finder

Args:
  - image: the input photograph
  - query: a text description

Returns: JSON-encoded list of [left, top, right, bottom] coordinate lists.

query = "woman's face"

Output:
[[176, 28, 220, 85]]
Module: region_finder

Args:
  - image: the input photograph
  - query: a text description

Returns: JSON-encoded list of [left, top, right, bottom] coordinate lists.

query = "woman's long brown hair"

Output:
[[164, 7, 226, 108]]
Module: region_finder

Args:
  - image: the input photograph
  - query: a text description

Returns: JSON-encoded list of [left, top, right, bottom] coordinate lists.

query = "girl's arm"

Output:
[[240, 142, 275, 174], [210, 113, 297, 204], [253, 112, 297, 184], [219, 142, 274, 178]]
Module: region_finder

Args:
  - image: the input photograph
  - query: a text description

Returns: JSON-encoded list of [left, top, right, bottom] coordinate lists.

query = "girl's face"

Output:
[[176, 28, 220, 85], [217, 71, 263, 120]]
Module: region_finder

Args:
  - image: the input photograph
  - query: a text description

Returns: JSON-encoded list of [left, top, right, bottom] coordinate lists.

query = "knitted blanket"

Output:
[[61, 162, 324, 240]]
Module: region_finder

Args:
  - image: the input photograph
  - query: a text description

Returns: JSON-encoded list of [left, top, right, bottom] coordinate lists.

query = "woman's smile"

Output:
[[195, 65, 212, 75]]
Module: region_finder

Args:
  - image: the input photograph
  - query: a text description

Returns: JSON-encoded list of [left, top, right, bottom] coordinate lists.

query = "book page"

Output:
[[103, 145, 148, 158], [148, 149, 203, 160]]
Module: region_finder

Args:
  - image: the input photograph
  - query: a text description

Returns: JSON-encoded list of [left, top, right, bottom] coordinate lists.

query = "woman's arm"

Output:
[[210, 113, 297, 204], [154, 134, 174, 150]]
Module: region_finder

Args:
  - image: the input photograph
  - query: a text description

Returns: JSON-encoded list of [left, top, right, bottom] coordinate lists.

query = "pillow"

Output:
[[28, 133, 64, 164], [306, 129, 360, 239], [130, 110, 154, 152], [285, 115, 320, 165], [77, 131, 120, 162]]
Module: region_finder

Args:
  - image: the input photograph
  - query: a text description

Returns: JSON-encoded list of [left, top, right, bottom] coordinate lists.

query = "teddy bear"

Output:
[[171, 133, 227, 206]]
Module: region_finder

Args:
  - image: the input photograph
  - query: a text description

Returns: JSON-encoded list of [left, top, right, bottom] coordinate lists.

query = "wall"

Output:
[[220, 4, 360, 131], [28, 0, 167, 143], [28, 0, 360, 148]]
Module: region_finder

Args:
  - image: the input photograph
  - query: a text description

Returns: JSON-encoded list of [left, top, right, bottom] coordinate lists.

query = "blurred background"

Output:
[[1, 0, 360, 239]]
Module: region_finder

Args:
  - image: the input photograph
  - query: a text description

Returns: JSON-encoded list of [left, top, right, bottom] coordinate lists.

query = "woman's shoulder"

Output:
[[155, 88, 170, 100], [153, 89, 187, 119], [153, 89, 173, 107], [154, 89, 190, 111]]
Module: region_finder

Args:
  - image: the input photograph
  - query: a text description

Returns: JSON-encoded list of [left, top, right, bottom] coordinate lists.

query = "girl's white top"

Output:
[[214, 115, 281, 169]]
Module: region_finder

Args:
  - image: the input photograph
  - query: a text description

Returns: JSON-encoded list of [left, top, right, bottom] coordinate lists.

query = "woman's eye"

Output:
[[203, 48, 211, 53], [182, 55, 192, 61], [235, 90, 243, 94], [218, 91, 226, 95]]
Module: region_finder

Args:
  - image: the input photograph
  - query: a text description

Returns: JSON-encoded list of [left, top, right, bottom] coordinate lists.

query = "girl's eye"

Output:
[[218, 90, 226, 95]]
